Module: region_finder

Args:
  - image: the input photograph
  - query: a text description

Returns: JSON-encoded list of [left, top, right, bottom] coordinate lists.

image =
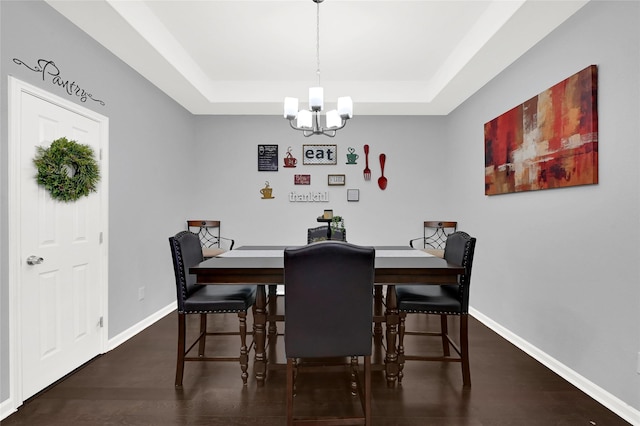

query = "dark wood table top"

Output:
[[190, 245, 464, 285]]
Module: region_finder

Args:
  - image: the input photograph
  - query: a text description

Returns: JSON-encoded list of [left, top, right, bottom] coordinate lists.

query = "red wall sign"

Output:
[[294, 174, 311, 185]]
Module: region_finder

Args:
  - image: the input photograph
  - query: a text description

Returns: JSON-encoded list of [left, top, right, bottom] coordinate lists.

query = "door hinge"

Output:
[[99, 232, 103, 244], [99, 148, 103, 160], [98, 316, 104, 328]]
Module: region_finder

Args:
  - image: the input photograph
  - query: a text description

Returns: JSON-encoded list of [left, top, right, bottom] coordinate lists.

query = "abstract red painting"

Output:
[[484, 65, 598, 195]]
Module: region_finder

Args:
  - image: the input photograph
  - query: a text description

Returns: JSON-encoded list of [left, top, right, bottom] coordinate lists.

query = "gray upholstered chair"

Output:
[[168, 231, 256, 387], [267, 225, 348, 336], [395, 231, 476, 388], [187, 220, 235, 258], [409, 220, 457, 258], [284, 241, 375, 425]]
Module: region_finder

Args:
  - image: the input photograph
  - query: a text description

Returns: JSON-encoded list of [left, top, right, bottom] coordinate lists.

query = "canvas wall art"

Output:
[[484, 65, 598, 195]]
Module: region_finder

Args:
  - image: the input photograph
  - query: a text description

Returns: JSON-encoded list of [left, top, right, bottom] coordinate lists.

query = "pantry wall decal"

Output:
[[484, 65, 598, 195], [13, 57, 105, 106]]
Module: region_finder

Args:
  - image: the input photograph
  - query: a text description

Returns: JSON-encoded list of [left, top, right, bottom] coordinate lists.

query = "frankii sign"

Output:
[[288, 191, 329, 202]]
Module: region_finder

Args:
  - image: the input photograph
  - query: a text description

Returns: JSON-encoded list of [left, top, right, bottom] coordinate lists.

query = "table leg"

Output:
[[374, 286, 383, 340], [267, 285, 278, 336], [384, 285, 399, 388], [253, 284, 267, 385]]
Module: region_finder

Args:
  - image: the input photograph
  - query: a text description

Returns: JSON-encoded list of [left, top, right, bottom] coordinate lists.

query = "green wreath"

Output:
[[33, 137, 100, 202]]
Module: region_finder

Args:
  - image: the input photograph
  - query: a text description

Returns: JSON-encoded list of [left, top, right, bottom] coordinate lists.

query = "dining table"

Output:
[[189, 245, 464, 387]]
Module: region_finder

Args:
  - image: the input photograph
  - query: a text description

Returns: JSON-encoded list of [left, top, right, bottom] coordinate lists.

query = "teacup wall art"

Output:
[[283, 146, 297, 168], [346, 147, 358, 164], [260, 181, 274, 199]]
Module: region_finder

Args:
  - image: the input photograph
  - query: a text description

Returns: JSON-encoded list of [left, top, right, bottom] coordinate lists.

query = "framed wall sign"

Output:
[[258, 144, 278, 171], [303, 144, 337, 165], [347, 189, 360, 202], [294, 174, 311, 185], [328, 174, 345, 186]]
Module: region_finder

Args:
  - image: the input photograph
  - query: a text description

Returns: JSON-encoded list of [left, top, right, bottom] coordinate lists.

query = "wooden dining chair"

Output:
[[168, 230, 256, 387], [284, 241, 375, 425], [395, 231, 476, 388], [187, 220, 235, 258], [409, 220, 457, 258]]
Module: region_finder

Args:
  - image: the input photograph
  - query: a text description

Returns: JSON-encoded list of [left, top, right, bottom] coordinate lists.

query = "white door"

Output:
[[9, 77, 108, 401]]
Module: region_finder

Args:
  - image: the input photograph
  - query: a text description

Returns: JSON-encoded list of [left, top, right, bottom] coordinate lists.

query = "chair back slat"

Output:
[[423, 221, 457, 249], [187, 220, 221, 248]]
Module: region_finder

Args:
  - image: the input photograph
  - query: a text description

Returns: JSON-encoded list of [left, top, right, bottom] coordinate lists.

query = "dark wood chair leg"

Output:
[[268, 284, 278, 336], [384, 285, 399, 388], [373, 286, 383, 338], [175, 313, 186, 387], [397, 312, 406, 383], [286, 358, 294, 426], [460, 314, 471, 388], [350, 356, 358, 396], [440, 314, 450, 356], [364, 355, 372, 426], [198, 314, 207, 356], [238, 311, 249, 385]]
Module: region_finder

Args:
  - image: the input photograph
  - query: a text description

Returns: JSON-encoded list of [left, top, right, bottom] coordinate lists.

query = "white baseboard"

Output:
[[470, 307, 640, 425], [0, 396, 17, 422], [107, 302, 176, 351]]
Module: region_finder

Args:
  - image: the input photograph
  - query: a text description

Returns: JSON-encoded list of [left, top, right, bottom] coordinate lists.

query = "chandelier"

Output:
[[283, 0, 353, 137]]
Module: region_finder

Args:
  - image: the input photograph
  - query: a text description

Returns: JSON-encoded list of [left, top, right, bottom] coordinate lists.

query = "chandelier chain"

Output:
[[283, 0, 352, 137], [316, 0, 321, 87]]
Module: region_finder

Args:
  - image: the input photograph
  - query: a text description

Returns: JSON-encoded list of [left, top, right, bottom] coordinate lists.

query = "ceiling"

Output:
[[45, 0, 588, 116]]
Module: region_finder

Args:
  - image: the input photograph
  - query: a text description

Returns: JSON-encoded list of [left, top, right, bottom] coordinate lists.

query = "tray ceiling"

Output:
[[45, 0, 588, 115]]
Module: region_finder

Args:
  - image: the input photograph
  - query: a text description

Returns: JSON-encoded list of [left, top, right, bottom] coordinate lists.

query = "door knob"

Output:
[[26, 255, 44, 265]]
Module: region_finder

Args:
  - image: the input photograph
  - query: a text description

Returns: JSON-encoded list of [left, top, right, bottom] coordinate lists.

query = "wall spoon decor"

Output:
[[378, 153, 387, 190]]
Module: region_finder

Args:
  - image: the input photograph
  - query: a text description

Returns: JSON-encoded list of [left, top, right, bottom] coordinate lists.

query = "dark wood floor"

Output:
[[4, 309, 628, 425]]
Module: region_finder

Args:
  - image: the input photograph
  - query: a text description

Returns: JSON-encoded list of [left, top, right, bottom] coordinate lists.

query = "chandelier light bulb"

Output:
[[326, 110, 341, 128], [284, 97, 299, 119], [297, 110, 313, 129], [337, 96, 353, 119], [309, 87, 324, 111]]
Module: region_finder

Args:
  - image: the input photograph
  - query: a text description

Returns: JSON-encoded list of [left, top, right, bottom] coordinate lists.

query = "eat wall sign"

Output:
[[302, 144, 337, 165]]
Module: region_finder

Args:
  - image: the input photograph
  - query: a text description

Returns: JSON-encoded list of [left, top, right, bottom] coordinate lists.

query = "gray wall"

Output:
[[1, 0, 196, 402], [1, 0, 639, 420], [191, 114, 449, 248], [445, 0, 640, 413]]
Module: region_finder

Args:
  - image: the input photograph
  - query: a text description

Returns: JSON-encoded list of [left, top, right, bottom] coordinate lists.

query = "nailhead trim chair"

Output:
[[284, 241, 375, 425], [396, 231, 476, 388], [169, 230, 256, 387], [266, 225, 348, 336]]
